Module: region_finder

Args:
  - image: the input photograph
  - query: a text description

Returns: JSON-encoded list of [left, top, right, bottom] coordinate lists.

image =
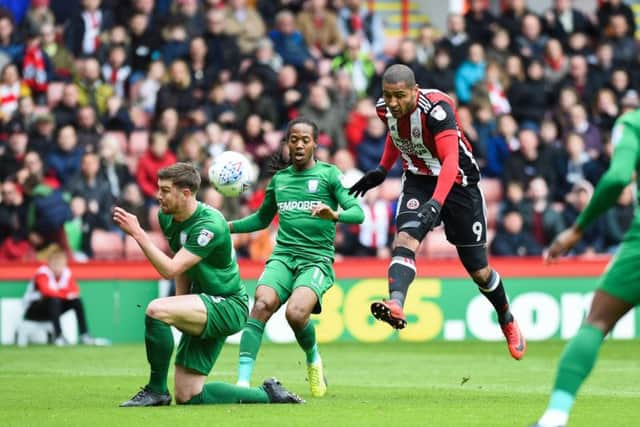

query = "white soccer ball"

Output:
[[208, 151, 254, 197]]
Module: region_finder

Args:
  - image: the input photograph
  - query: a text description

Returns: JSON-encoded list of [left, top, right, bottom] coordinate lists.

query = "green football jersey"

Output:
[[158, 202, 244, 297], [233, 161, 362, 262]]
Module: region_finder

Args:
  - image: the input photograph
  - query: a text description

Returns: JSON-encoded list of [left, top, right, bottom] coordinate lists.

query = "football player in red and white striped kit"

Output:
[[349, 64, 525, 360]]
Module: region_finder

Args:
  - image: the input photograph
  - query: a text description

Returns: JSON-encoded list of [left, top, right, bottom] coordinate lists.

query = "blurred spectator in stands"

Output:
[[504, 53, 525, 87], [483, 113, 518, 178], [177, 132, 207, 170], [465, 0, 497, 45], [241, 37, 281, 97], [40, 23, 75, 81], [566, 30, 594, 60], [159, 21, 189, 66], [598, 0, 635, 38], [473, 60, 511, 116], [490, 208, 542, 256], [0, 63, 30, 124], [53, 83, 80, 128], [76, 105, 103, 151], [514, 12, 547, 60], [155, 107, 183, 152], [355, 113, 397, 176], [332, 69, 358, 121], [425, 46, 455, 95], [542, 38, 569, 87], [604, 13, 635, 66], [202, 9, 240, 83], [562, 179, 604, 255], [236, 75, 278, 130], [591, 43, 615, 91], [332, 148, 363, 189], [391, 38, 429, 88], [98, 133, 133, 199], [200, 183, 242, 221], [543, 0, 595, 46], [521, 176, 565, 247], [97, 24, 130, 63], [501, 180, 531, 220], [202, 82, 236, 130], [66, 151, 113, 250], [337, 0, 384, 59], [171, 0, 204, 38], [607, 67, 633, 103], [117, 181, 151, 231], [22, 248, 105, 345], [503, 128, 557, 193], [269, 9, 315, 80], [297, 0, 343, 60], [601, 183, 634, 253], [299, 83, 346, 152], [0, 120, 28, 181], [508, 58, 548, 129], [11, 95, 37, 135], [485, 27, 511, 68], [457, 104, 486, 163], [331, 35, 376, 98], [499, 0, 532, 40], [0, 11, 23, 63], [23, 0, 55, 35], [223, 0, 266, 56], [134, 60, 165, 114], [584, 135, 613, 186], [240, 114, 272, 169], [0, 179, 32, 261], [64, 195, 87, 259], [186, 36, 214, 103], [135, 131, 176, 204], [65, 0, 115, 58], [46, 125, 83, 187], [101, 44, 130, 99], [559, 55, 601, 106], [75, 57, 115, 117], [619, 88, 639, 114], [538, 117, 563, 160], [128, 12, 162, 81], [154, 59, 196, 117], [102, 94, 133, 133], [344, 97, 374, 154], [414, 23, 437, 67], [22, 173, 72, 258], [17, 150, 59, 190], [18, 25, 52, 105], [437, 13, 469, 70], [567, 103, 602, 159], [455, 42, 485, 105], [276, 64, 305, 124]]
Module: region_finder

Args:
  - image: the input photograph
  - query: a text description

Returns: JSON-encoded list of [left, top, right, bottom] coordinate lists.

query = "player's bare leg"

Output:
[[287, 287, 327, 397]]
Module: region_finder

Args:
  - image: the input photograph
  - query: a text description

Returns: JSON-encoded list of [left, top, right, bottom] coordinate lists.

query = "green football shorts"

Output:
[[258, 254, 335, 314], [175, 292, 249, 375], [598, 240, 640, 305]]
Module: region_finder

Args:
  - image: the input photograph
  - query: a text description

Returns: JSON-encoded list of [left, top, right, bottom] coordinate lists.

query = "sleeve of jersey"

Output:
[[576, 122, 638, 230], [333, 167, 365, 224], [183, 220, 222, 258], [231, 178, 278, 233], [34, 273, 63, 298], [428, 102, 460, 205]]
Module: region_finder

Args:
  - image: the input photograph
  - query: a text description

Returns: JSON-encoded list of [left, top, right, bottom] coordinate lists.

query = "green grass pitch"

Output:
[[1, 340, 638, 427]]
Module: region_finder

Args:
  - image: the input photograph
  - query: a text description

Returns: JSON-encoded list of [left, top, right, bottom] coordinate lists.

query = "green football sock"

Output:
[[294, 321, 319, 364], [238, 318, 265, 384], [551, 323, 605, 402], [185, 382, 269, 404], [144, 315, 174, 394]]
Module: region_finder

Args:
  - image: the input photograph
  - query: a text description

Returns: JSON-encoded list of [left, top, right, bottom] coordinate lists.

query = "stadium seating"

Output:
[[124, 231, 168, 260], [90, 230, 124, 260]]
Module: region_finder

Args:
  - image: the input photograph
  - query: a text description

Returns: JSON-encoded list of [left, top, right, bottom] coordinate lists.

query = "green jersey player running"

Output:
[[532, 109, 640, 427], [230, 118, 364, 397], [113, 162, 303, 407]]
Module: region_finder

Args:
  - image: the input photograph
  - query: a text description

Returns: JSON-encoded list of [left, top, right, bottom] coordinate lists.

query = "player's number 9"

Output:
[[472, 221, 483, 242]]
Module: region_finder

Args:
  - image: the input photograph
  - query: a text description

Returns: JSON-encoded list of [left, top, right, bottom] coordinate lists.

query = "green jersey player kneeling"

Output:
[[230, 118, 365, 397], [113, 162, 303, 406]]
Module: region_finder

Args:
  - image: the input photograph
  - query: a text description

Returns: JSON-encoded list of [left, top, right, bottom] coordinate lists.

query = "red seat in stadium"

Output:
[[124, 231, 168, 260], [91, 230, 124, 260]]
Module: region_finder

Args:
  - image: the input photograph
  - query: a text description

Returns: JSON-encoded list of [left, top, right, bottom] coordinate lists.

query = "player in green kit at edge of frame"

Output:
[[112, 162, 303, 407], [229, 117, 365, 397], [532, 112, 640, 427]]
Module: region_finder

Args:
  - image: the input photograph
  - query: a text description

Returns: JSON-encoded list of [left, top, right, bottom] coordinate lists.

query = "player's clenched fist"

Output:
[[112, 206, 142, 237]]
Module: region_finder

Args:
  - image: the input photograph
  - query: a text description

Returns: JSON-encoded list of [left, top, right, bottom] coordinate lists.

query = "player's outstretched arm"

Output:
[[230, 180, 278, 233], [112, 206, 202, 278]]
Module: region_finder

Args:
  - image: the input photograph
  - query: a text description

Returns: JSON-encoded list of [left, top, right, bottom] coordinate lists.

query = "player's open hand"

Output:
[[310, 203, 338, 221], [112, 206, 142, 237], [544, 226, 583, 263], [348, 166, 387, 197]]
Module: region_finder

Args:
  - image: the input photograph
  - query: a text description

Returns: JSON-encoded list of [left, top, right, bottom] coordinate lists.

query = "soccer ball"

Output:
[[208, 151, 254, 197]]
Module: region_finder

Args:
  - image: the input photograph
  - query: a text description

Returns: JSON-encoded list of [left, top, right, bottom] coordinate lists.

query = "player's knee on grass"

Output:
[[145, 298, 170, 322]]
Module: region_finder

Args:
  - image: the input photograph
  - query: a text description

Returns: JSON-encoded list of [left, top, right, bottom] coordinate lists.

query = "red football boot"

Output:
[[370, 299, 407, 329], [501, 318, 526, 360]]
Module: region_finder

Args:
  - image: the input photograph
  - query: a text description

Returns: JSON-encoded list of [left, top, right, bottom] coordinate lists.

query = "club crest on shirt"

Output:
[[307, 179, 319, 193], [197, 230, 214, 246], [179, 232, 187, 245], [412, 127, 421, 138], [430, 105, 447, 121], [406, 198, 420, 210]]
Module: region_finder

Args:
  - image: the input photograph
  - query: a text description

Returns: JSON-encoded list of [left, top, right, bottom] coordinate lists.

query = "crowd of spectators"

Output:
[[0, 0, 638, 262]]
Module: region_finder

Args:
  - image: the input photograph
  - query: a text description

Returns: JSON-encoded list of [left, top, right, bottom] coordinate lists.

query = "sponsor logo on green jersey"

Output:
[[278, 200, 322, 211]]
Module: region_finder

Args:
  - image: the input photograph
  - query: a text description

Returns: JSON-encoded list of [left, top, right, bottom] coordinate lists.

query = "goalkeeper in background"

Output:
[[113, 162, 303, 407], [229, 117, 364, 397], [533, 109, 640, 427]]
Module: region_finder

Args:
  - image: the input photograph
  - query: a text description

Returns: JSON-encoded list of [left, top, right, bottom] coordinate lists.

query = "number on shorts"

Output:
[[472, 221, 483, 242]]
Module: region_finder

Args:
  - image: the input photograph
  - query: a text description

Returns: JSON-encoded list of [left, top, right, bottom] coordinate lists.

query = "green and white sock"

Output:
[[186, 382, 269, 404], [294, 321, 319, 364], [144, 315, 174, 393], [237, 318, 265, 385]]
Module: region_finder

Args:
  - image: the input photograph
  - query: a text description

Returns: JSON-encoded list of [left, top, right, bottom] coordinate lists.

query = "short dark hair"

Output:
[[158, 162, 201, 194], [286, 117, 318, 142], [382, 64, 416, 87]]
